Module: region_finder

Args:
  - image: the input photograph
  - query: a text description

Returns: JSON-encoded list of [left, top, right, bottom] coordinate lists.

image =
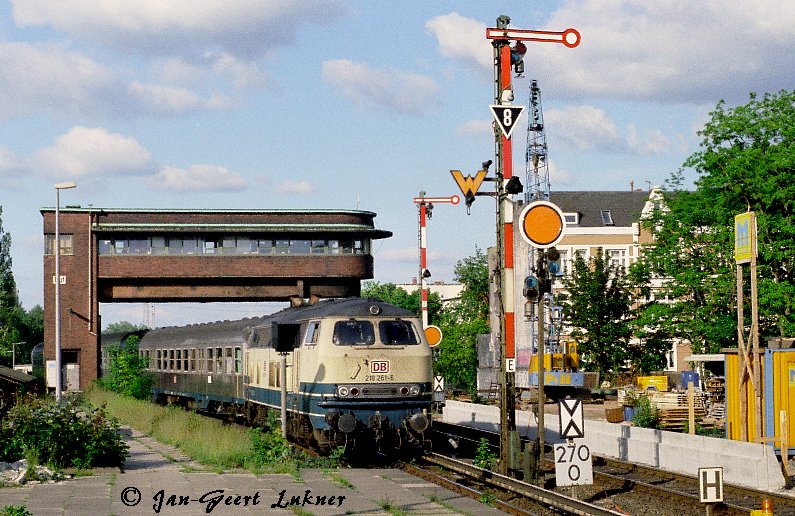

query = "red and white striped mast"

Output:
[[486, 15, 579, 477], [413, 192, 460, 328]]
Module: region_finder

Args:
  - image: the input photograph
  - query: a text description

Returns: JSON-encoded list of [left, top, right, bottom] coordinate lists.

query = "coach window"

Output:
[[234, 347, 242, 374], [333, 320, 375, 346], [175, 349, 182, 371], [275, 240, 290, 255], [198, 348, 204, 372], [189, 349, 196, 371], [182, 348, 188, 370], [216, 347, 223, 372], [169, 349, 175, 370], [156, 350, 162, 370], [305, 321, 321, 346], [225, 348, 234, 373], [207, 348, 214, 372], [379, 320, 419, 345]]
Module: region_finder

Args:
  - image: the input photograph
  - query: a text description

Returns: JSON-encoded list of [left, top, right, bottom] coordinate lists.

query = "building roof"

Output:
[[549, 190, 652, 228]]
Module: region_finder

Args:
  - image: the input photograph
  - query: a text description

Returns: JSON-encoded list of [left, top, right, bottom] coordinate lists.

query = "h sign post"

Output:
[[699, 467, 723, 503]]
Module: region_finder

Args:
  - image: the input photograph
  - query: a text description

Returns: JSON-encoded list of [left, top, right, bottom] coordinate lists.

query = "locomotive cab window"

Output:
[[379, 320, 419, 345], [305, 321, 321, 346], [332, 320, 375, 346]]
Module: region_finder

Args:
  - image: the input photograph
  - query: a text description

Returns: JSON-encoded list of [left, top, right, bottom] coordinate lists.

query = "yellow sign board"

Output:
[[734, 212, 755, 264], [450, 169, 487, 198]]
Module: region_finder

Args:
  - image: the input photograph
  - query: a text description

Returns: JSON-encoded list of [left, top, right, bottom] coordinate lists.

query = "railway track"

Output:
[[429, 420, 795, 515]]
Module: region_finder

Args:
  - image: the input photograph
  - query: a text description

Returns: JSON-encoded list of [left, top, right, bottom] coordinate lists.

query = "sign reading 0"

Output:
[[519, 200, 566, 249]]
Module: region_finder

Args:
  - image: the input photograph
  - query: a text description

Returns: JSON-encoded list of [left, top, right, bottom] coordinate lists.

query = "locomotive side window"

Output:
[[379, 320, 420, 345], [333, 320, 375, 346], [305, 321, 321, 346]]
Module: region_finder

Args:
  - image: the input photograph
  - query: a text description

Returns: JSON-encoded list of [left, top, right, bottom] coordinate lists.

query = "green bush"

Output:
[[473, 437, 497, 470], [0, 397, 128, 468], [631, 395, 660, 429], [2, 506, 33, 516], [97, 335, 153, 400]]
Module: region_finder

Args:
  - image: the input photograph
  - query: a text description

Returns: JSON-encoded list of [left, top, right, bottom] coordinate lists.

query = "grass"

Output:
[[82, 386, 305, 474]]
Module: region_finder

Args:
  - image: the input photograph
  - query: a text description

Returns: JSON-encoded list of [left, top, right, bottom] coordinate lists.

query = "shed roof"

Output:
[[0, 366, 36, 385]]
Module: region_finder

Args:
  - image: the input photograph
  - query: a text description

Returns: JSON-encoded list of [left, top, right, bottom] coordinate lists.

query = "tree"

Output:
[[0, 206, 26, 367], [558, 250, 633, 381], [640, 89, 795, 352], [360, 282, 442, 324], [103, 321, 149, 334], [434, 247, 490, 394]]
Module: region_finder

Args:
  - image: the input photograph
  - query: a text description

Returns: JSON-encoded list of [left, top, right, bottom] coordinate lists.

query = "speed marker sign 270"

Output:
[[554, 441, 593, 487]]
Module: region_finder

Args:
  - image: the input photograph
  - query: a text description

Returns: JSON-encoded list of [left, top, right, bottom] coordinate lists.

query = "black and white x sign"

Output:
[[559, 398, 584, 439]]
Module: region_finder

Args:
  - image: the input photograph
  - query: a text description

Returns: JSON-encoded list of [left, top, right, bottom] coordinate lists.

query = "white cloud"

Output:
[[0, 146, 23, 189], [426, 3, 795, 104], [537, 0, 795, 102], [375, 247, 421, 264], [625, 124, 673, 156], [11, 0, 346, 59], [0, 42, 118, 120], [128, 82, 230, 113], [32, 126, 154, 179], [545, 105, 622, 152], [148, 164, 247, 192], [455, 119, 492, 138], [0, 42, 231, 121], [322, 60, 440, 115], [276, 180, 314, 194], [425, 12, 492, 72]]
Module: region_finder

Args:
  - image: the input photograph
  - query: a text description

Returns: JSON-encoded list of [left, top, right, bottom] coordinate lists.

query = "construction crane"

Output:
[[521, 80, 583, 398], [524, 80, 550, 203]]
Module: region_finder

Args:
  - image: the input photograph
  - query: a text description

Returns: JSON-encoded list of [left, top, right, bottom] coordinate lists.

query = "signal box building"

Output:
[[41, 207, 391, 391]]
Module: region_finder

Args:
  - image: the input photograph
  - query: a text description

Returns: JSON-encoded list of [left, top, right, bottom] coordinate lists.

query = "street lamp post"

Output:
[[54, 181, 76, 403]]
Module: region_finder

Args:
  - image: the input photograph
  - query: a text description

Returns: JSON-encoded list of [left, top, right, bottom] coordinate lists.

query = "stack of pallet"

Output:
[[649, 391, 707, 431]]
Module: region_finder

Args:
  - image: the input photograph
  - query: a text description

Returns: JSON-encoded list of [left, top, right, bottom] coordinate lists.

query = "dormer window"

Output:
[[564, 212, 579, 225], [601, 210, 614, 226]]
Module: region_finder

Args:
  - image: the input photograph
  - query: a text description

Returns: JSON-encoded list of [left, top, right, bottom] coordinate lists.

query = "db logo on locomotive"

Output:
[[370, 361, 389, 374]]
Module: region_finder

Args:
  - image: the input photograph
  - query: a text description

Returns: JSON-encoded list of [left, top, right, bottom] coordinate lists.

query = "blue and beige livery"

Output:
[[132, 298, 433, 454]]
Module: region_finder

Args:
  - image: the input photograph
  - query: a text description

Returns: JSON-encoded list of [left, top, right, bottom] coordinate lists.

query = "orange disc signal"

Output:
[[424, 325, 443, 347], [519, 200, 566, 249]]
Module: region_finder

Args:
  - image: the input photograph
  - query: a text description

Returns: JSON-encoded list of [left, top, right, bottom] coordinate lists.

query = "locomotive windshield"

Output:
[[333, 320, 376, 346], [379, 320, 419, 345]]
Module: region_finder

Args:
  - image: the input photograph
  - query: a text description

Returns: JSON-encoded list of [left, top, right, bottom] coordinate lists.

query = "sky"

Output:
[[1, 1, 793, 329]]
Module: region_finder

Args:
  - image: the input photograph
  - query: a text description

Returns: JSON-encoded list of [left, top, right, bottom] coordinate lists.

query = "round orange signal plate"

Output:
[[519, 200, 566, 248], [424, 325, 443, 347]]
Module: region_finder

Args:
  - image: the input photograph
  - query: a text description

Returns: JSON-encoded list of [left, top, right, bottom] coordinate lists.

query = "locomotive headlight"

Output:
[[337, 386, 349, 397], [409, 385, 421, 396]]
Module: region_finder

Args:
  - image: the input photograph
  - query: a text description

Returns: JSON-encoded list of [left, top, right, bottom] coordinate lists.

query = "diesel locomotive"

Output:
[[124, 298, 433, 455]]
